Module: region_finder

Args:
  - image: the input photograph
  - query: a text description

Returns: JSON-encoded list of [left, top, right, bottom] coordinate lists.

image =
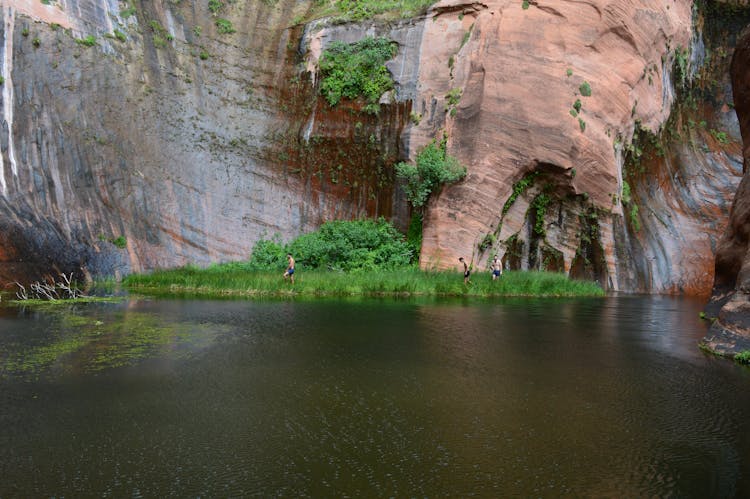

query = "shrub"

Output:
[[113, 29, 127, 42], [76, 35, 97, 47], [249, 219, 414, 272], [111, 236, 127, 249], [247, 236, 287, 270], [319, 36, 397, 114], [121, 5, 136, 17], [579, 81, 592, 96], [395, 139, 467, 208], [208, 0, 224, 14], [478, 233, 496, 252], [215, 18, 235, 34], [736, 350, 750, 365], [710, 128, 729, 144], [445, 87, 462, 106]]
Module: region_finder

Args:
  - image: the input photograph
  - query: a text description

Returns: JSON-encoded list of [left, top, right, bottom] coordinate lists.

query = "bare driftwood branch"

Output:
[[14, 273, 87, 301]]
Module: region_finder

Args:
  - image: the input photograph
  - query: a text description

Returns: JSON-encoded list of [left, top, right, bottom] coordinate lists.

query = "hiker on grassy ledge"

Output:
[[459, 257, 471, 284], [283, 254, 295, 284], [491, 255, 503, 281]]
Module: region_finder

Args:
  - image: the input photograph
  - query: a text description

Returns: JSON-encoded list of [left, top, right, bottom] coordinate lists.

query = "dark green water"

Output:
[[1, 296, 749, 497]]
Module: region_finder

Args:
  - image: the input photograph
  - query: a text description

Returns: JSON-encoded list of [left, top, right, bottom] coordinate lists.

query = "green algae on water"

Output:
[[0, 307, 223, 378]]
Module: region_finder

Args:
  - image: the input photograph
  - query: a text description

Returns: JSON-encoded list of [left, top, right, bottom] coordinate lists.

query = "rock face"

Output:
[[415, 0, 743, 294], [0, 0, 412, 284], [0, 0, 746, 296], [703, 26, 750, 355]]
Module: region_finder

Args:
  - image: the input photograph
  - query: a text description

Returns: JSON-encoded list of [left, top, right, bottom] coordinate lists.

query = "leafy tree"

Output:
[[395, 140, 467, 208]]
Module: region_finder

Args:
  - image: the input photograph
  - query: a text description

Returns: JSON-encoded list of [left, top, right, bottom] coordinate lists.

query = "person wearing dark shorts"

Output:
[[491, 255, 502, 280], [459, 257, 470, 284], [283, 254, 295, 284]]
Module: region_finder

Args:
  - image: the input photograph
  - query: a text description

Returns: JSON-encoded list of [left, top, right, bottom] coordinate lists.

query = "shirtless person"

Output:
[[459, 257, 470, 284], [283, 254, 295, 284], [491, 255, 503, 280]]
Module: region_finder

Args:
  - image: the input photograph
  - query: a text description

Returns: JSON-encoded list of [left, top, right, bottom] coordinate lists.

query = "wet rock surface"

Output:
[[704, 24, 750, 355]]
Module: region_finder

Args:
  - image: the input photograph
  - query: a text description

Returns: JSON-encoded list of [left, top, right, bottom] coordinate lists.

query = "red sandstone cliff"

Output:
[[414, 0, 742, 294]]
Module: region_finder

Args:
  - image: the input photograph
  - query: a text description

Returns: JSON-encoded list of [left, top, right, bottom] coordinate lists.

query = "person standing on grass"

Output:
[[283, 254, 295, 284], [491, 255, 503, 281], [459, 257, 471, 284]]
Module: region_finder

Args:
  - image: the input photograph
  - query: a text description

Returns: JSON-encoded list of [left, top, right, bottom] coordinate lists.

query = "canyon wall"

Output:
[[0, 0, 747, 295], [415, 0, 743, 294], [0, 0, 412, 284], [702, 24, 750, 355]]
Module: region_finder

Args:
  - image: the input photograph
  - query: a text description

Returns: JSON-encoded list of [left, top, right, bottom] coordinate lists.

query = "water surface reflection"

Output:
[[0, 296, 748, 497]]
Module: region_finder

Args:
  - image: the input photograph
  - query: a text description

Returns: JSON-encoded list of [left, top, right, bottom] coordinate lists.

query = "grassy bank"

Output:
[[124, 265, 604, 299]]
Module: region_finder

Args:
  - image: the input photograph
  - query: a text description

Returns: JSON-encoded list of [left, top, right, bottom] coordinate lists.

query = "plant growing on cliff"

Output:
[[445, 87, 462, 106], [502, 171, 539, 215], [112, 236, 127, 249], [208, 0, 224, 15], [629, 204, 640, 232], [579, 81, 592, 96], [75, 35, 97, 47], [215, 18, 235, 34], [120, 4, 136, 18], [319, 37, 397, 114], [478, 233, 496, 252], [531, 192, 552, 236], [395, 139, 467, 209], [710, 128, 729, 144], [312, 0, 434, 22], [736, 350, 750, 365], [673, 46, 689, 88]]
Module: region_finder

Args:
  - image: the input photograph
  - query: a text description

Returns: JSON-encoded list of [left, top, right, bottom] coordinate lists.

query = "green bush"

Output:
[[120, 5, 136, 18], [395, 140, 467, 208], [319, 36, 397, 113], [249, 219, 414, 272], [735, 350, 750, 365], [76, 35, 97, 47], [579, 81, 592, 96], [208, 0, 224, 14], [215, 18, 235, 34], [247, 236, 287, 270], [111, 236, 127, 249]]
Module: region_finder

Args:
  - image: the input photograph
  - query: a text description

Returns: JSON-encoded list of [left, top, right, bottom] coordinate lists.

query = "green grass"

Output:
[[124, 266, 605, 299]]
